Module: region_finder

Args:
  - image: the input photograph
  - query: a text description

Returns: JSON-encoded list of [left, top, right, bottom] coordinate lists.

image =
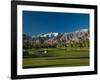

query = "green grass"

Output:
[[23, 48, 89, 68]]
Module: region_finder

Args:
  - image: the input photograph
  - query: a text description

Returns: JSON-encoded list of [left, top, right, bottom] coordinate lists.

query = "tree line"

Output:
[[23, 39, 89, 49]]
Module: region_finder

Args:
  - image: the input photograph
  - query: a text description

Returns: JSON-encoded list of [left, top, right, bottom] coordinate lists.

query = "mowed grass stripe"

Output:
[[23, 58, 89, 68]]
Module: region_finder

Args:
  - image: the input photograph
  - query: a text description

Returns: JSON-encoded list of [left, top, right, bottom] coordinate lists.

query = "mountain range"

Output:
[[23, 29, 89, 45]]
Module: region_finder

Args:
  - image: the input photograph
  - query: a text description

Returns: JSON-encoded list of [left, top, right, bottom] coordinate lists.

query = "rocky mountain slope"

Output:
[[23, 29, 89, 45]]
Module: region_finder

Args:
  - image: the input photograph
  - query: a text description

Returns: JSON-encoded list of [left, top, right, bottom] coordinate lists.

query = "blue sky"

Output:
[[23, 11, 89, 36]]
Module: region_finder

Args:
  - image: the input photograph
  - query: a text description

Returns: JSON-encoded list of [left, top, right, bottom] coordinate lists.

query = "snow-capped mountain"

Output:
[[61, 29, 89, 41], [23, 29, 89, 44], [32, 32, 59, 38]]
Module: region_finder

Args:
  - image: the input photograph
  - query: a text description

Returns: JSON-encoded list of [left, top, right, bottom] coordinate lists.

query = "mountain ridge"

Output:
[[23, 28, 89, 46], [31, 28, 88, 38]]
